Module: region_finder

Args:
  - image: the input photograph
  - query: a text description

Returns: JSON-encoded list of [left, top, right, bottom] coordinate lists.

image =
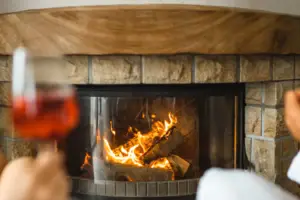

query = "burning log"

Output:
[[112, 163, 173, 181], [142, 129, 184, 163], [92, 161, 173, 182], [167, 155, 190, 178]]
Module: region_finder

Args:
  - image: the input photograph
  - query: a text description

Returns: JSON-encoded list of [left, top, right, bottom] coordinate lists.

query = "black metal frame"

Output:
[[76, 83, 243, 97], [75, 83, 246, 169]]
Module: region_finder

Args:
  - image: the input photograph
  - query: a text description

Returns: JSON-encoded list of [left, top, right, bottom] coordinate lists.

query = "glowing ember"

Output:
[[103, 112, 177, 171]]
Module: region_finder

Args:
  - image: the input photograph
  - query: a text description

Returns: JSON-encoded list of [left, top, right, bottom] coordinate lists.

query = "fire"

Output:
[[103, 112, 177, 172], [81, 152, 91, 170], [149, 157, 172, 170], [110, 121, 116, 136]]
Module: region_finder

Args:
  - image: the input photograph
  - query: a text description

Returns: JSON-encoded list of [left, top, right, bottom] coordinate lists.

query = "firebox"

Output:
[[64, 84, 245, 200]]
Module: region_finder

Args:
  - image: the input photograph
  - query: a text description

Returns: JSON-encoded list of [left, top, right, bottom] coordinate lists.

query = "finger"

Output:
[[34, 151, 65, 181], [285, 91, 300, 141]]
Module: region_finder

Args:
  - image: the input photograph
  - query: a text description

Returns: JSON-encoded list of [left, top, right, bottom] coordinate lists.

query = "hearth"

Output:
[[62, 84, 245, 199]]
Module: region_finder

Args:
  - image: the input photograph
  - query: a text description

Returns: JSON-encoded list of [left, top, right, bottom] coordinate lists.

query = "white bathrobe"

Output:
[[197, 168, 299, 200]]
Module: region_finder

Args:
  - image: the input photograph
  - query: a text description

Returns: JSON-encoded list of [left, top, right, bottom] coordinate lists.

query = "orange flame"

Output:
[[103, 112, 177, 172], [81, 152, 91, 170], [110, 121, 116, 136]]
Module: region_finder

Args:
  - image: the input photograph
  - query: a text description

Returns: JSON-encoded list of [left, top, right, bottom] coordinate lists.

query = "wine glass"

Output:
[[11, 47, 79, 150]]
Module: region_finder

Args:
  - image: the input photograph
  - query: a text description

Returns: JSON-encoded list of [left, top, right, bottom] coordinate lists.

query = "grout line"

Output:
[[275, 135, 294, 141], [246, 103, 283, 109], [88, 56, 92, 84], [250, 136, 254, 162], [246, 135, 275, 141], [261, 83, 265, 137], [191, 55, 196, 83]]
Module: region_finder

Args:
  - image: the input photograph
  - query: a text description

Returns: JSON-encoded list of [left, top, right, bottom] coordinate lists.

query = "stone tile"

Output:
[[168, 181, 178, 196], [272, 56, 294, 80], [246, 83, 262, 105], [126, 182, 136, 197], [87, 180, 96, 195], [105, 181, 115, 196], [294, 55, 300, 79], [178, 180, 188, 195], [252, 139, 280, 181], [194, 55, 237, 83], [147, 182, 157, 197], [92, 56, 141, 84], [78, 179, 89, 194], [188, 179, 199, 194], [245, 137, 252, 160], [143, 55, 192, 84], [5, 139, 37, 161], [281, 137, 298, 158], [71, 178, 79, 193], [96, 182, 106, 195], [0, 107, 13, 137], [137, 182, 147, 197], [240, 56, 271, 82], [0, 82, 11, 106], [158, 182, 168, 196], [245, 106, 261, 136], [0, 56, 11, 81], [264, 108, 289, 138], [64, 56, 88, 84], [116, 182, 126, 196], [264, 81, 293, 106]]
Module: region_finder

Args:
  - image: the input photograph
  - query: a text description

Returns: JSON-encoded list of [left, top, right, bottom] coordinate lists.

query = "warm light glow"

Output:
[[96, 129, 101, 144], [110, 121, 116, 136], [103, 112, 177, 173], [80, 112, 177, 179]]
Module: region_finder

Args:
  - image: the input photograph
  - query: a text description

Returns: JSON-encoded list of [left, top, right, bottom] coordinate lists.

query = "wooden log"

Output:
[[167, 155, 190, 178], [94, 161, 173, 181], [142, 129, 184, 163]]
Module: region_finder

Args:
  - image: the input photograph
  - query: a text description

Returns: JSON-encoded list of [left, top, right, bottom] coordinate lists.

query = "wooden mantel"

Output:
[[0, 5, 300, 55]]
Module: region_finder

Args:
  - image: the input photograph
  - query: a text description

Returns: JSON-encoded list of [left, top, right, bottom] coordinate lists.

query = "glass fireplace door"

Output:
[[64, 84, 245, 198]]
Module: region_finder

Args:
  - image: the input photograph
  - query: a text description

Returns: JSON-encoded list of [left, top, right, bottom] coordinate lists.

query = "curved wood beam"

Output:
[[2, 0, 300, 16], [0, 5, 299, 55]]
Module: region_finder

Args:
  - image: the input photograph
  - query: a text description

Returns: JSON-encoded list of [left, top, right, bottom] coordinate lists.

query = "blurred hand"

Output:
[[285, 90, 300, 141], [0, 151, 7, 175], [0, 151, 69, 200]]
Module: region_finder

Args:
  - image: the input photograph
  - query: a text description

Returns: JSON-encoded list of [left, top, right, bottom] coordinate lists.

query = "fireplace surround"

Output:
[[63, 83, 244, 199], [0, 54, 299, 197]]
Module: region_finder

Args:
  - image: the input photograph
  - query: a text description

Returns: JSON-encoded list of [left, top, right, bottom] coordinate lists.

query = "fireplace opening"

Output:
[[63, 84, 245, 199]]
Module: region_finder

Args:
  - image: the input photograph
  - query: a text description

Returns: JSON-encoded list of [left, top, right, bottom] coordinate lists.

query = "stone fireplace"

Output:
[[0, 54, 299, 197], [0, 2, 299, 199]]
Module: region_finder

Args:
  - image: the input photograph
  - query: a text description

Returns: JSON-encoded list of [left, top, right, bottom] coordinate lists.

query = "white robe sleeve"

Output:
[[196, 168, 299, 200]]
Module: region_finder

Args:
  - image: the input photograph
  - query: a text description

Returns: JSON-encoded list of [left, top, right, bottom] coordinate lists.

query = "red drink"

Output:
[[12, 90, 79, 140]]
